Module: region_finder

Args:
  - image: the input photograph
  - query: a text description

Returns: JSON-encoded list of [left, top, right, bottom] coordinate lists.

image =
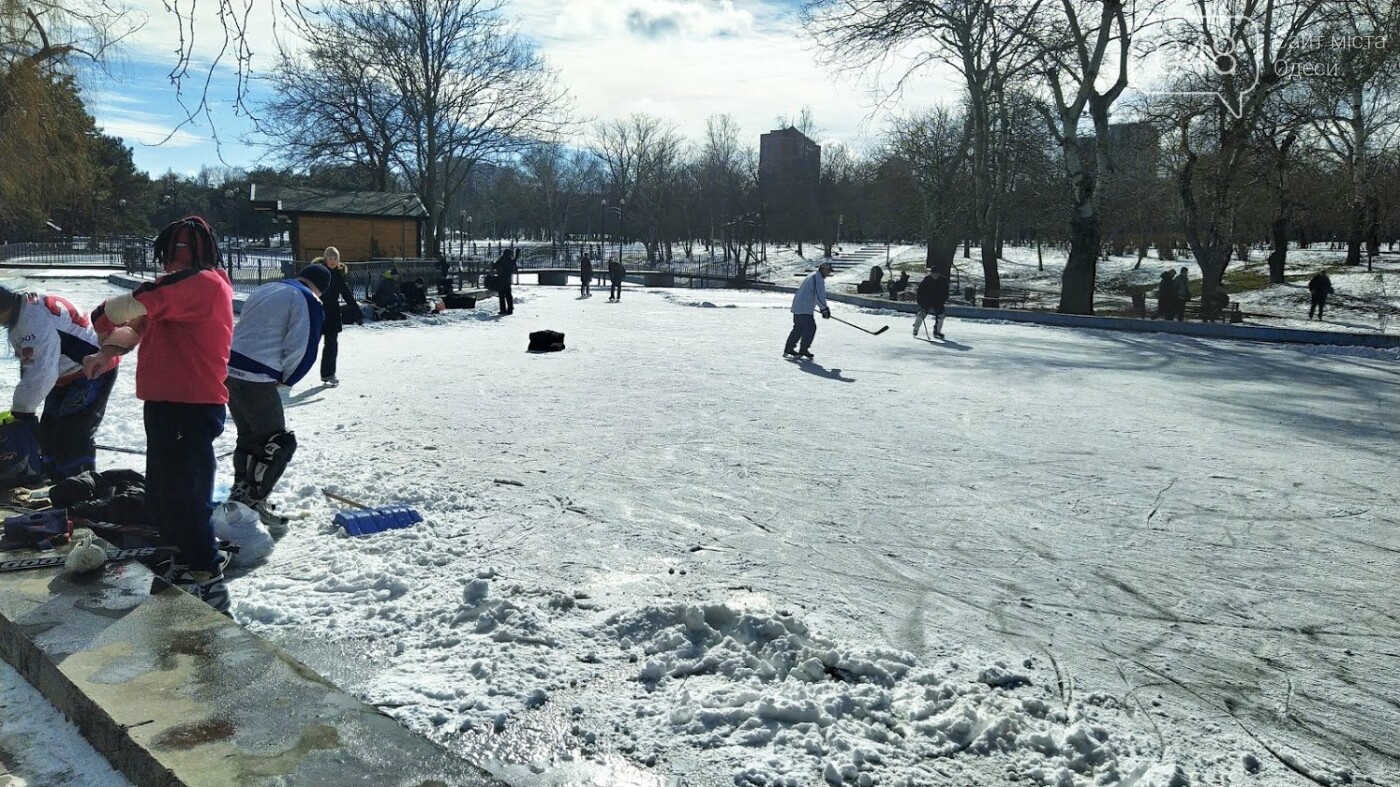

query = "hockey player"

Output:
[[784, 261, 833, 359], [913, 267, 950, 339], [225, 264, 328, 530], [608, 256, 624, 301], [83, 216, 235, 613], [0, 286, 120, 483]]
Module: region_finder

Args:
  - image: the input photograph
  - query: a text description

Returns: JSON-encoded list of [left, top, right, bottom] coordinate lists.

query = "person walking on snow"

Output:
[[0, 286, 120, 481], [494, 248, 517, 315], [1308, 270, 1334, 319], [225, 264, 328, 531], [579, 252, 593, 297], [913, 267, 950, 339], [1155, 270, 1179, 320], [1173, 267, 1191, 321], [608, 257, 625, 301], [316, 247, 360, 386], [83, 216, 235, 613], [784, 261, 833, 359]]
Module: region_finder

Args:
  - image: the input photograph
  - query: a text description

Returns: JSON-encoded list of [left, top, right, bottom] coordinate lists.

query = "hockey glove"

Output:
[[821, 308, 831, 319]]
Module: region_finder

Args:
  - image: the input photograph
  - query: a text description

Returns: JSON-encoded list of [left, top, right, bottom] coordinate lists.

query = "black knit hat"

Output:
[[297, 264, 333, 294], [0, 285, 21, 325]]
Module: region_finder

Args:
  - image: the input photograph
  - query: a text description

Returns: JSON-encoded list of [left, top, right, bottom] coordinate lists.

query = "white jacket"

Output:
[[791, 271, 830, 315], [6, 293, 101, 412], [227, 280, 323, 386]]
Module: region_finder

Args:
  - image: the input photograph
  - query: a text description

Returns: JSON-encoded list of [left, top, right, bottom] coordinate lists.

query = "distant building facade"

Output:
[[759, 127, 821, 243]]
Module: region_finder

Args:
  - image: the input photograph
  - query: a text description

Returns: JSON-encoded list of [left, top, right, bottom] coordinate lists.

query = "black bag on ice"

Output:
[[527, 330, 565, 353]]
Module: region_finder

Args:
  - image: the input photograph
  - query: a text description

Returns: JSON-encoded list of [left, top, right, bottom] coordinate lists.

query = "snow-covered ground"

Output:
[[2, 276, 1398, 786], [0, 661, 131, 787]]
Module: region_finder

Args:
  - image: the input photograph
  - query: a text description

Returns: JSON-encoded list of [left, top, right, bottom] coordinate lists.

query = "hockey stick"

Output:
[[0, 546, 173, 573], [829, 315, 889, 336], [98, 445, 236, 460]]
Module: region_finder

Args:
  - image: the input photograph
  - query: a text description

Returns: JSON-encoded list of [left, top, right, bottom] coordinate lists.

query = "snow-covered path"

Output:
[[7, 279, 1397, 786]]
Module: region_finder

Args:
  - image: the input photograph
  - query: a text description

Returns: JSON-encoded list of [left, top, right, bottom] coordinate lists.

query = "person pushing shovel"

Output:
[[784, 261, 833, 360]]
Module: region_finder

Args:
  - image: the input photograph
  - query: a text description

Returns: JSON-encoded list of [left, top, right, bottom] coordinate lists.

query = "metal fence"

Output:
[[0, 238, 141, 268]]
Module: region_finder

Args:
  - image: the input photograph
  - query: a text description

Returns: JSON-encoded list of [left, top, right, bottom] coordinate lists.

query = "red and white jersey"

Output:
[[6, 293, 103, 412]]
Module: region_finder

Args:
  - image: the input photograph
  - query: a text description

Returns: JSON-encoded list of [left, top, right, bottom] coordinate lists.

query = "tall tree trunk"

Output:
[[980, 232, 1000, 307], [1268, 215, 1290, 284], [1060, 212, 1100, 314]]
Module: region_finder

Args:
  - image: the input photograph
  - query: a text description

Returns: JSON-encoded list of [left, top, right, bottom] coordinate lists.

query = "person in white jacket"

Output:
[[784, 261, 833, 360], [0, 285, 120, 482], [225, 264, 328, 524]]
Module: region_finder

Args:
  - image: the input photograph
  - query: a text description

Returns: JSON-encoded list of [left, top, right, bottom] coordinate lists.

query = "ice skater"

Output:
[[579, 252, 593, 297], [784, 261, 833, 360], [494, 248, 517, 314], [226, 264, 328, 531], [608, 257, 624, 301], [1308, 269, 1334, 319], [913, 267, 950, 339]]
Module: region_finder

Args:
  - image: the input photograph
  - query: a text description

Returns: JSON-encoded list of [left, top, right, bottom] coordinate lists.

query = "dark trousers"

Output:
[[610, 280, 622, 299], [580, 275, 591, 295], [226, 377, 285, 483], [1309, 296, 1326, 319], [39, 368, 117, 481], [320, 329, 340, 380], [498, 286, 514, 314], [144, 401, 225, 573], [785, 314, 817, 352]]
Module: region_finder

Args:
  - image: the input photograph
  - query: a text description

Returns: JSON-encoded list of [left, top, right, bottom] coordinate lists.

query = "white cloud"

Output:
[[94, 115, 208, 148]]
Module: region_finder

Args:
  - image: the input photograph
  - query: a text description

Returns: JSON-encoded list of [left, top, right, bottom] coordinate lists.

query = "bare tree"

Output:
[[887, 106, 974, 273], [1149, 0, 1329, 306], [806, 0, 1046, 304], [279, 0, 573, 256], [1305, 0, 1400, 268], [591, 114, 686, 264]]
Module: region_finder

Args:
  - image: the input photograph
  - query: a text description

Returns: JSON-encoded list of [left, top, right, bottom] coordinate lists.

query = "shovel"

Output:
[[322, 489, 423, 537]]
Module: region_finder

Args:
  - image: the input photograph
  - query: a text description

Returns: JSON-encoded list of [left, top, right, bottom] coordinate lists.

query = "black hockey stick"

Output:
[[98, 445, 236, 460], [0, 546, 173, 573], [829, 315, 889, 336]]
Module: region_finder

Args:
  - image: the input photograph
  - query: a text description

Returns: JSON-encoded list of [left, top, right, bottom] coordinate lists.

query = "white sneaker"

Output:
[[322, 377, 339, 387]]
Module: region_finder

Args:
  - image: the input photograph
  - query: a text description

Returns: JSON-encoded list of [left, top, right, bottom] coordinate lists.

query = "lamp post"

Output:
[[615, 198, 625, 266], [466, 215, 473, 260], [600, 199, 608, 260], [458, 210, 466, 259]]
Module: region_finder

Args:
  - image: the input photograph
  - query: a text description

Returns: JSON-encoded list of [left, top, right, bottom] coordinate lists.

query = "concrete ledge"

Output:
[[0, 551, 503, 787], [536, 271, 569, 286], [747, 283, 1400, 349]]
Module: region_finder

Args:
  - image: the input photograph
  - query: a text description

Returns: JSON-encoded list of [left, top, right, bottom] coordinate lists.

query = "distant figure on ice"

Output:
[[1308, 270, 1334, 320], [913, 267, 950, 339], [579, 252, 593, 297], [316, 248, 360, 387], [608, 257, 625, 301], [1155, 270, 1179, 320], [494, 249, 517, 315], [373, 268, 405, 314], [784, 261, 833, 360], [889, 270, 910, 301], [1173, 267, 1191, 321], [226, 264, 328, 530]]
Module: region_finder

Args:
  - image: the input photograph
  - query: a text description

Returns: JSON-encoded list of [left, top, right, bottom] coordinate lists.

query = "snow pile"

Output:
[[0, 662, 132, 787], [597, 602, 1172, 786]]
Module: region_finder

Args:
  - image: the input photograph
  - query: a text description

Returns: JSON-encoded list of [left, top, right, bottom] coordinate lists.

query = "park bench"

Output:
[[981, 287, 1037, 309]]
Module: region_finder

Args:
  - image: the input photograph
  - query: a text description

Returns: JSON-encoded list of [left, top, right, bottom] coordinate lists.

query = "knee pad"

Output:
[[246, 431, 297, 501]]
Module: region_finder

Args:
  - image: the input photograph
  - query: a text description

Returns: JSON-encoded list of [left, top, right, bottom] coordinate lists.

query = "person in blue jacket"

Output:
[[225, 264, 328, 525]]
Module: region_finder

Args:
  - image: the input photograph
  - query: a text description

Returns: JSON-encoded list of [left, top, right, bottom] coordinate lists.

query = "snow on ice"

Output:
[[0, 274, 1395, 786]]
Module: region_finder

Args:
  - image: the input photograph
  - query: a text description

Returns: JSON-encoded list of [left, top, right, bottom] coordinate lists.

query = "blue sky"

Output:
[[91, 0, 963, 177]]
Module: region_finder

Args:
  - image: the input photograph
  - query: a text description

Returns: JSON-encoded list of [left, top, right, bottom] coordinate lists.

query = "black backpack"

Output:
[[527, 330, 565, 353]]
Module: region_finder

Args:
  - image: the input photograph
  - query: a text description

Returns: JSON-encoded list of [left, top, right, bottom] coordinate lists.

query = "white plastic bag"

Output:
[[211, 501, 275, 567]]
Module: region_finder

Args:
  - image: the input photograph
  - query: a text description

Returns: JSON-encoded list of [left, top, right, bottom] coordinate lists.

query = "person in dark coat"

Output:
[[579, 252, 593, 297], [1155, 270, 1179, 319], [316, 248, 360, 386], [913, 268, 951, 338], [608, 257, 624, 301], [889, 270, 910, 300], [1307, 270, 1334, 319], [493, 249, 517, 315], [1173, 267, 1191, 321]]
